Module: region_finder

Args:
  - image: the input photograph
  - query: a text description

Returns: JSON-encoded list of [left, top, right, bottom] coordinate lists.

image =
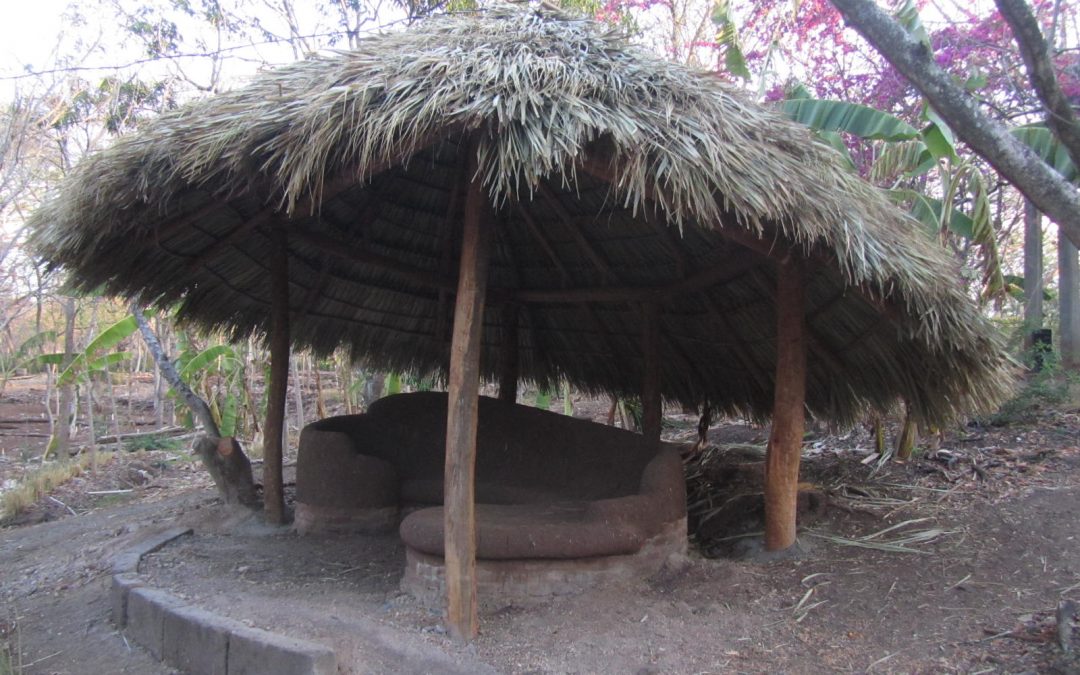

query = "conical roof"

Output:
[[30, 7, 1014, 425]]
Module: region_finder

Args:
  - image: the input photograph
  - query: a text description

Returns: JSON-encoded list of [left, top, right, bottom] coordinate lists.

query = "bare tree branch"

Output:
[[828, 0, 1080, 249], [994, 0, 1080, 170]]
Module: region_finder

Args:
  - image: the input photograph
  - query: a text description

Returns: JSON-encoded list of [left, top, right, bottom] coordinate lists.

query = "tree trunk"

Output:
[[1060, 231, 1080, 369], [51, 296, 77, 461], [263, 229, 292, 524], [827, 0, 1080, 250], [85, 379, 97, 472], [895, 407, 918, 461], [131, 304, 259, 507], [993, 0, 1080, 169], [1024, 199, 1045, 353], [291, 351, 304, 432], [314, 364, 327, 419]]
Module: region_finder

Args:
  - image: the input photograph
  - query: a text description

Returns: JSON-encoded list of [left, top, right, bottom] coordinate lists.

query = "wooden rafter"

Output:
[[537, 181, 615, 281], [515, 204, 570, 282]]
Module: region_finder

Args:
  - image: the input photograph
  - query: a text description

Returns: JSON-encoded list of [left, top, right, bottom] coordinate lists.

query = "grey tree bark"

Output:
[[1024, 199, 1044, 350], [994, 0, 1080, 168], [52, 296, 77, 460], [1060, 235, 1080, 369], [827, 0, 1080, 249]]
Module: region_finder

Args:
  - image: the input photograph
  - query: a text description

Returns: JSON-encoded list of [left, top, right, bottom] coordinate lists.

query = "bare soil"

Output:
[[2, 375, 1080, 674]]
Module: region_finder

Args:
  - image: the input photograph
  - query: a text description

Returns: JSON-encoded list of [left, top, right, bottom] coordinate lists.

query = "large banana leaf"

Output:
[[220, 393, 238, 437], [8, 330, 58, 372], [385, 372, 402, 396], [893, 0, 931, 47], [712, 0, 750, 80], [780, 98, 919, 142], [888, 189, 979, 239], [921, 121, 958, 162], [815, 130, 856, 171], [34, 353, 66, 367], [870, 139, 934, 182], [87, 352, 132, 372], [179, 344, 236, 381], [1011, 124, 1077, 181], [58, 316, 138, 386]]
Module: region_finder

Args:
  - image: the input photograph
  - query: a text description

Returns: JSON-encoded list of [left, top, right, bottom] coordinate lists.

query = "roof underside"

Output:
[[29, 7, 1014, 426]]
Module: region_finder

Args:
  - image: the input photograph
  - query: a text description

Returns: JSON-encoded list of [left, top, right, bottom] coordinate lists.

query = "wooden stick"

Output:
[[263, 228, 291, 525], [764, 257, 807, 551], [641, 302, 662, 447], [444, 143, 493, 643]]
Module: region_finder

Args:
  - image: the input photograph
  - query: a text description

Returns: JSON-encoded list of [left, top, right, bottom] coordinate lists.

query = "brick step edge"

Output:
[[110, 529, 336, 675]]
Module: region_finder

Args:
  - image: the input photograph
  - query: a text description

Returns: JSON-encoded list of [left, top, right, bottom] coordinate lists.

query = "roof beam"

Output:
[[290, 229, 460, 295], [183, 210, 275, 273], [494, 215, 549, 377], [515, 205, 570, 283], [514, 251, 760, 304], [537, 181, 615, 281]]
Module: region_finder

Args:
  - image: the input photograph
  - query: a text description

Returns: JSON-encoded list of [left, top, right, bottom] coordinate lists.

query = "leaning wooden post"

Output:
[[763, 256, 806, 551], [498, 303, 519, 403], [444, 148, 493, 642], [264, 227, 291, 525], [641, 302, 662, 447]]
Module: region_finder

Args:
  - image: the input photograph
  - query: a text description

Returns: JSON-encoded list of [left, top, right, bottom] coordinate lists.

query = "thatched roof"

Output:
[[29, 6, 1013, 426]]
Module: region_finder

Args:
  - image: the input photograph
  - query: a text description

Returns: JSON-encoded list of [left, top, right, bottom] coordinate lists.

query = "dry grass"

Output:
[[0, 453, 113, 524]]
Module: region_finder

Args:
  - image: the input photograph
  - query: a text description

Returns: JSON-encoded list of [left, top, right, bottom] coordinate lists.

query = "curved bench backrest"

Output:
[[314, 392, 658, 500]]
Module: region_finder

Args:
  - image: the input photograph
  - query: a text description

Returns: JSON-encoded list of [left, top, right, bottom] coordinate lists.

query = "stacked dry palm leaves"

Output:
[[30, 5, 1013, 427]]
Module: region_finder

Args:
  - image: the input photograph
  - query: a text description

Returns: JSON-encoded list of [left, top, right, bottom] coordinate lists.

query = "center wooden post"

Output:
[[264, 227, 291, 525], [763, 257, 806, 551], [641, 302, 662, 447], [444, 148, 493, 642]]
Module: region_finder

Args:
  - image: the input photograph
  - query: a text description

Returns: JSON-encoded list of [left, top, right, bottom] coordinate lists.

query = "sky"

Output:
[[0, 0, 369, 99], [0, 0, 71, 77]]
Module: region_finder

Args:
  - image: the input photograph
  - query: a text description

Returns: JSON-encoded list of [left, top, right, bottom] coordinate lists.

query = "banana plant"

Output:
[[38, 316, 138, 456], [780, 91, 1007, 300], [0, 330, 57, 397], [175, 341, 244, 437]]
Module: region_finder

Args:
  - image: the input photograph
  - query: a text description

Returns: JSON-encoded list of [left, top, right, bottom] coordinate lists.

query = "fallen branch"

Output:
[[94, 426, 186, 445]]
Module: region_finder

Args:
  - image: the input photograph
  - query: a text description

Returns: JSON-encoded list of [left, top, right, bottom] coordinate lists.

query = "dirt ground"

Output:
[[2, 374, 1080, 674]]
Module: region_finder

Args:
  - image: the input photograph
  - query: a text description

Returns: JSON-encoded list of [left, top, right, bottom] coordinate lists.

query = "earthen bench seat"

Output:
[[295, 392, 687, 600]]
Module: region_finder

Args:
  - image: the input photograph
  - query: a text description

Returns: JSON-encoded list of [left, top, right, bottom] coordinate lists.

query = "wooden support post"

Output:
[[763, 257, 806, 551], [641, 302, 662, 447], [444, 149, 493, 643], [498, 303, 519, 403], [264, 228, 291, 525]]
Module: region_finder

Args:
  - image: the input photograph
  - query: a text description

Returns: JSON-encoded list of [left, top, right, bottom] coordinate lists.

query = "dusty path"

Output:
[[0, 489, 216, 674]]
